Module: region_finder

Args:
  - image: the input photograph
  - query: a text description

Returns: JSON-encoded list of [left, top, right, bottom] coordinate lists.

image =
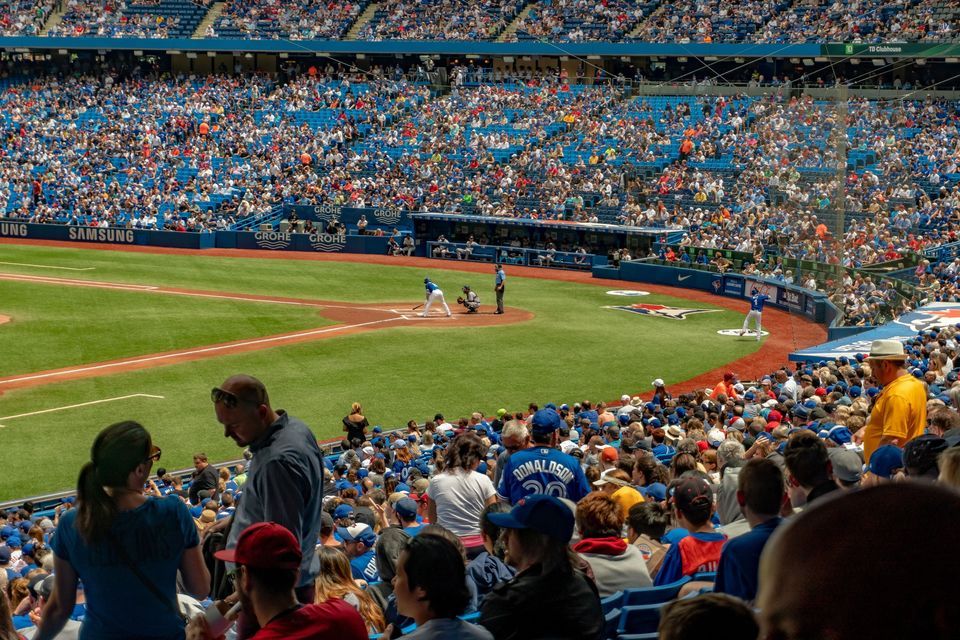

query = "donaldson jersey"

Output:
[[425, 281, 439, 294], [497, 447, 592, 505], [749, 293, 770, 312]]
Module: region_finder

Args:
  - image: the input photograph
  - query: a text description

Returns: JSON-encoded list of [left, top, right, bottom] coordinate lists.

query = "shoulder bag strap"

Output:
[[106, 530, 188, 623]]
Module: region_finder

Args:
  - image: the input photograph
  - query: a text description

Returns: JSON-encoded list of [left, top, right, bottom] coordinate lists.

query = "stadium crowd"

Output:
[[3, 0, 960, 42], [211, 0, 365, 41], [4, 329, 960, 639]]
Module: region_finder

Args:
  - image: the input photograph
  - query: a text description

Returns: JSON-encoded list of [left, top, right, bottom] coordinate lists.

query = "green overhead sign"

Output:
[[823, 43, 960, 57]]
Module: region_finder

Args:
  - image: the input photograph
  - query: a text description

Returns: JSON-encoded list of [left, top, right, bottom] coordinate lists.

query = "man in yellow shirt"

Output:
[[853, 339, 927, 463]]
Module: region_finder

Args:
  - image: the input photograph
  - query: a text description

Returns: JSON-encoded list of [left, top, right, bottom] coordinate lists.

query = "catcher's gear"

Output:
[[457, 296, 466, 305]]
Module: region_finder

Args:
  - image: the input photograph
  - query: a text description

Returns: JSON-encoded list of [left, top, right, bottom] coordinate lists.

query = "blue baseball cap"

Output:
[[642, 482, 667, 502], [649, 418, 662, 428], [333, 504, 354, 519], [395, 482, 411, 493], [335, 480, 352, 492], [394, 498, 419, 519], [826, 425, 853, 446], [0, 547, 9, 564], [618, 414, 631, 425], [5, 535, 21, 549], [0, 526, 13, 540], [373, 426, 383, 434], [337, 523, 376, 547], [869, 445, 904, 478], [531, 408, 562, 434], [487, 494, 574, 542]]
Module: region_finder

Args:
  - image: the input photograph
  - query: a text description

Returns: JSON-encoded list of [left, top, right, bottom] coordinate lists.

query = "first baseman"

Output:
[[422, 277, 452, 317]]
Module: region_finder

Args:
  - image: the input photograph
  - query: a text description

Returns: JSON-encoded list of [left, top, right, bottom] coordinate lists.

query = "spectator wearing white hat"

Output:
[[852, 339, 927, 463]]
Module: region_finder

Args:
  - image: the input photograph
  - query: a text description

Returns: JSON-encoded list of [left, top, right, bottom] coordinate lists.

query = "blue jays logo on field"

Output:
[[604, 303, 720, 320], [893, 303, 960, 333]]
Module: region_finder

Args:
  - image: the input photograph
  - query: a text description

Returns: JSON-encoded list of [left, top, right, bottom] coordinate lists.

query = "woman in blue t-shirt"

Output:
[[34, 421, 210, 640]]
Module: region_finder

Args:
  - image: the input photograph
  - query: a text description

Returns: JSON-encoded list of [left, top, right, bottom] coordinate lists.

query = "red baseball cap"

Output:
[[214, 522, 301, 570]]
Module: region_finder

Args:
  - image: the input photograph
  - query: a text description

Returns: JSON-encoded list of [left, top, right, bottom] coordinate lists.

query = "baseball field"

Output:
[[0, 240, 824, 500]]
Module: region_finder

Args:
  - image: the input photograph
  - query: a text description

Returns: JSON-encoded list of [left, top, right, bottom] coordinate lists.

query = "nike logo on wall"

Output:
[[678, 274, 691, 282]]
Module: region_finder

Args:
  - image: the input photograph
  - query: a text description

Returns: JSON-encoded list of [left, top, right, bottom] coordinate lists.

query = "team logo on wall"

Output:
[[894, 303, 960, 333], [309, 233, 346, 253], [254, 231, 291, 250], [605, 290, 651, 296], [605, 303, 720, 320]]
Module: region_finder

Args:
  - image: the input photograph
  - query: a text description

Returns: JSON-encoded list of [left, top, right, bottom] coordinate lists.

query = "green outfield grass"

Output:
[[0, 243, 760, 499]]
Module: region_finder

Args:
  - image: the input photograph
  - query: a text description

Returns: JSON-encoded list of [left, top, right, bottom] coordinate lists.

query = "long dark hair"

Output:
[[443, 432, 485, 472], [76, 421, 152, 543]]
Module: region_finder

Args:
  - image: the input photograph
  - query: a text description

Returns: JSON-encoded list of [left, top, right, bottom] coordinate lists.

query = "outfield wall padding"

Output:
[[0, 222, 215, 248], [608, 261, 833, 323]]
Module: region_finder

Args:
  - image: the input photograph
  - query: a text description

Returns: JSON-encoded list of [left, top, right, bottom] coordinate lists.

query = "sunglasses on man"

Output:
[[211, 387, 263, 409]]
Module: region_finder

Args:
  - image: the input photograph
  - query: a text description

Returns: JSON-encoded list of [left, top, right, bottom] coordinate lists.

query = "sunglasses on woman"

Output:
[[146, 445, 162, 463]]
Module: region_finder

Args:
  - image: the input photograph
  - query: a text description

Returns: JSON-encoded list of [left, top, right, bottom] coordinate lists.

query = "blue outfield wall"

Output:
[[0, 222, 392, 254], [0, 221, 216, 248], [606, 260, 838, 324], [0, 36, 822, 57]]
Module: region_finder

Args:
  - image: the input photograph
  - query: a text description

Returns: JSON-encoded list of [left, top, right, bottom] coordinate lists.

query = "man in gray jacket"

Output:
[[716, 440, 746, 525]]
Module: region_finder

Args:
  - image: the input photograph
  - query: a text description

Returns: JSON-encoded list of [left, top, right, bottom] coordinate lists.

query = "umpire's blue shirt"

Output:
[[497, 446, 591, 505], [226, 411, 325, 588]]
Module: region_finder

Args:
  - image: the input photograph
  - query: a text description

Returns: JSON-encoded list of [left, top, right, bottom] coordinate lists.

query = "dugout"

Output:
[[411, 213, 677, 260]]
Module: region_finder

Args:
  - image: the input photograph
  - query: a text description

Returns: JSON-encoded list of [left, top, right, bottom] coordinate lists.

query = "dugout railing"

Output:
[[426, 241, 607, 269]]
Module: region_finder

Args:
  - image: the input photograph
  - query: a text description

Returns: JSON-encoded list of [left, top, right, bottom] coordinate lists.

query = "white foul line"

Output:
[[0, 393, 166, 424], [0, 273, 157, 291], [0, 317, 402, 387], [0, 261, 95, 271]]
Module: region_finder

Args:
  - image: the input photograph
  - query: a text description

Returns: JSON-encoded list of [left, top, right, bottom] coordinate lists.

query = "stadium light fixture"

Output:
[[166, 50, 181, 54], [734, 57, 745, 63], [134, 50, 143, 56], [946, 57, 959, 63], [186, 52, 197, 59], [704, 56, 718, 61], [789, 57, 800, 64], [465, 54, 480, 59], [916, 58, 926, 65], [677, 57, 688, 62], [207, 52, 216, 57], [356, 53, 366, 59], [279, 52, 288, 58], [503, 56, 514, 63], [802, 58, 814, 66], [559, 56, 568, 61], [872, 58, 884, 66], [815, 57, 828, 62], [850, 58, 860, 65]]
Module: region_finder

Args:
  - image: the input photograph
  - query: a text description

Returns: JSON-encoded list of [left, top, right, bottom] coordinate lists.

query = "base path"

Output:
[[0, 239, 827, 396], [0, 272, 531, 391]]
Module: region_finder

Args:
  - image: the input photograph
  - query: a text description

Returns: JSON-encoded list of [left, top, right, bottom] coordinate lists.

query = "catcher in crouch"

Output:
[[458, 285, 481, 313]]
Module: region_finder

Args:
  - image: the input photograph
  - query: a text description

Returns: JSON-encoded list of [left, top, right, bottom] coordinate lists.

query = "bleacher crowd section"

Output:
[[4, 324, 960, 638], [3, 0, 960, 41]]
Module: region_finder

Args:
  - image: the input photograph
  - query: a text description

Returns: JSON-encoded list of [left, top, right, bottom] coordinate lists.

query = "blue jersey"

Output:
[[749, 293, 770, 312], [496, 269, 505, 286], [425, 281, 439, 294], [497, 447, 591, 505], [349, 548, 380, 583]]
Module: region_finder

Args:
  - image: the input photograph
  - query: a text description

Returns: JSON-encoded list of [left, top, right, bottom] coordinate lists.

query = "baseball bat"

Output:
[[412, 303, 423, 311]]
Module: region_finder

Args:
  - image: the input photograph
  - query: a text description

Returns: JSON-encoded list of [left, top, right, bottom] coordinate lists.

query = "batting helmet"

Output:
[[424, 277, 430, 284]]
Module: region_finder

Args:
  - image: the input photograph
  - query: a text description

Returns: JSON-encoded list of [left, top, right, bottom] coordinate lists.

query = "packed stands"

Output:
[[357, 0, 525, 41], [0, 0, 54, 36], [47, 0, 210, 38], [510, 0, 656, 42], [5, 322, 960, 637], [212, 0, 367, 40]]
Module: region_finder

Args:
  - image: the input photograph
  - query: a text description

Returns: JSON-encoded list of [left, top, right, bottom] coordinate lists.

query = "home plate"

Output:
[[717, 329, 769, 337]]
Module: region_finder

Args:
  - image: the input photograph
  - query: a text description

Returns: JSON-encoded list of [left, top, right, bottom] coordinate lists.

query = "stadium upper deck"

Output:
[[2, 0, 959, 43]]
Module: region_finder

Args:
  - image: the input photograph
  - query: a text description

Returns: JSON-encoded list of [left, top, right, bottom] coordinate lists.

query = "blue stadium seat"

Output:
[[617, 604, 664, 636], [622, 576, 691, 605], [601, 591, 624, 615]]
